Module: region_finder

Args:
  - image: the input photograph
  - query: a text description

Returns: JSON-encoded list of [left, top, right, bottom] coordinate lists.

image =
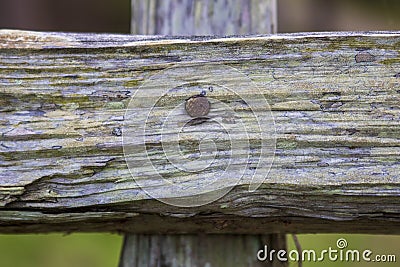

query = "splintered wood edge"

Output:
[[1, 29, 400, 48]]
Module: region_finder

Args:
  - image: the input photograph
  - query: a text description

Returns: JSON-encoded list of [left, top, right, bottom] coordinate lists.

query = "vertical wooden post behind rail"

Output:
[[131, 0, 277, 35], [119, 234, 286, 267], [121, 1, 285, 266]]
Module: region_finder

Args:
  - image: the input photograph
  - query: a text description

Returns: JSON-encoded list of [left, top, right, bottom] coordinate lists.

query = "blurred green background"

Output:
[[0, 233, 122, 267], [0, 233, 398, 267], [287, 234, 399, 266], [0, 1, 399, 267]]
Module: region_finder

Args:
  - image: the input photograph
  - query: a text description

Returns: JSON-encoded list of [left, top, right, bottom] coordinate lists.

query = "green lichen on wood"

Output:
[[380, 57, 400, 65]]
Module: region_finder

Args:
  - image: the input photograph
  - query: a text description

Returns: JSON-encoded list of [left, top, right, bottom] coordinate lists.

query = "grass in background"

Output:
[[0, 233, 122, 267], [288, 234, 400, 267]]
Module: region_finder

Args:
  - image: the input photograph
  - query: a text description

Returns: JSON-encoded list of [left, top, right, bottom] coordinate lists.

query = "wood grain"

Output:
[[0, 30, 400, 233]]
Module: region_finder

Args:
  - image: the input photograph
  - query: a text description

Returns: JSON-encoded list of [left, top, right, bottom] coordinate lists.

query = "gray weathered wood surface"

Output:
[[1, 30, 400, 234], [131, 0, 277, 35]]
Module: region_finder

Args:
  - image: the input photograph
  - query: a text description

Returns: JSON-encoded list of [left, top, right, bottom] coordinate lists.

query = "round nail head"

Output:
[[185, 96, 210, 117]]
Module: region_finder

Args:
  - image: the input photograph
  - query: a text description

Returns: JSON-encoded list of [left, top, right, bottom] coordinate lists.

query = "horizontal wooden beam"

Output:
[[0, 30, 400, 234]]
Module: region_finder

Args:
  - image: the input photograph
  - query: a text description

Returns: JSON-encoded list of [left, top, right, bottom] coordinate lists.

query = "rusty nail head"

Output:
[[185, 95, 210, 117], [355, 51, 375, 63]]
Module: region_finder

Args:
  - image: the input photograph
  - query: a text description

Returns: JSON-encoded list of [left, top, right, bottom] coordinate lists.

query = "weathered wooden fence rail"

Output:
[[0, 30, 400, 234]]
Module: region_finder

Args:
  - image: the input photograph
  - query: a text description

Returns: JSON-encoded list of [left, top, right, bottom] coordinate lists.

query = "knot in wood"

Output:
[[185, 95, 210, 117]]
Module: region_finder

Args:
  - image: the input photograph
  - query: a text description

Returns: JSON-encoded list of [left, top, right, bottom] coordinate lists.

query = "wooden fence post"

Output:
[[123, 1, 283, 266], [131, 0, 277, 35], [2, 27, 400, 267], [3, 6, 400, 267]]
